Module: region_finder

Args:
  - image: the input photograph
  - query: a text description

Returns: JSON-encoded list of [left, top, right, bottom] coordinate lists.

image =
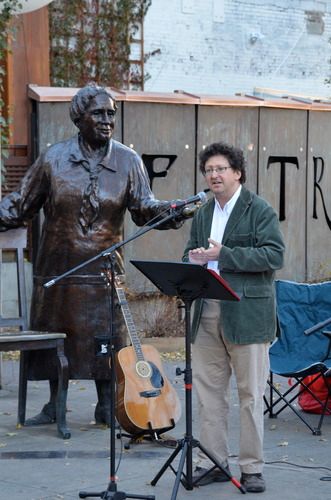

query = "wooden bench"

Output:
[[0, 228, 70, 439]]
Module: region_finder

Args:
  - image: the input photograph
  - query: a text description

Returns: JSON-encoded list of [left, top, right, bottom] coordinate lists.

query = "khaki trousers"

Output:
[[192, 299, 270, 474]]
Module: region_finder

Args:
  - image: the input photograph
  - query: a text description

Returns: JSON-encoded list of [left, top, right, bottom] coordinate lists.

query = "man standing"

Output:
[[0, 83, 182, 426], [183, 141, 285, 493]]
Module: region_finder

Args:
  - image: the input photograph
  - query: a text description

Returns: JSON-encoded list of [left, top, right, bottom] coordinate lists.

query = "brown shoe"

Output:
[[240, 473, 266, 493], [193, 464, 231, 486]]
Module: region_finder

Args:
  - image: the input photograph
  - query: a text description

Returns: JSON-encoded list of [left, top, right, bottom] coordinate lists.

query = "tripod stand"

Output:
[[131, 260, 246, 499]]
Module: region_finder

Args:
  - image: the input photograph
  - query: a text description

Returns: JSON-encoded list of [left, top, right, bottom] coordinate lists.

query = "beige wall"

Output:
[[30, 94, 331, 285]]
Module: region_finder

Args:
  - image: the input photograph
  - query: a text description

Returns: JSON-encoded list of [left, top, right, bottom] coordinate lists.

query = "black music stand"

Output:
[[130, 260, 246, 499]]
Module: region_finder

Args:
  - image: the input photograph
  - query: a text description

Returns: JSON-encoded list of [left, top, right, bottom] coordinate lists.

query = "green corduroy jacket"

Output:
[[183, 186, 285, 344]]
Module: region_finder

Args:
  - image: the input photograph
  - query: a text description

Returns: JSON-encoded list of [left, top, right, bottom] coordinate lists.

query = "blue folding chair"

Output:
[[264, 279, 331, 435]]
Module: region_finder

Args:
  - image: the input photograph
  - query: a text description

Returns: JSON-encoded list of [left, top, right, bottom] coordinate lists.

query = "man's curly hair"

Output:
[[199, 141, 246, 184]]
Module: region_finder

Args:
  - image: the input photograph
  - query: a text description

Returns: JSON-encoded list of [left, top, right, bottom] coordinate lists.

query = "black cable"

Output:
[[265, 460, 331, 481]]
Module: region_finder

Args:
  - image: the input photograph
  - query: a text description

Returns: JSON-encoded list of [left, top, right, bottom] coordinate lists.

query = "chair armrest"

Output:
[[0, 332, 66, 342], [304, 317, 331, 335]]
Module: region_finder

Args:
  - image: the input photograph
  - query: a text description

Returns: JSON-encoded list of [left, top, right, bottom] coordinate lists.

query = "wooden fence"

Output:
[[13, 85, 331, 287]]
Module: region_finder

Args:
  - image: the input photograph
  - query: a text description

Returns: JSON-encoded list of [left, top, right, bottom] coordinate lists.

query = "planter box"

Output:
[[141, 336, 184, 352]]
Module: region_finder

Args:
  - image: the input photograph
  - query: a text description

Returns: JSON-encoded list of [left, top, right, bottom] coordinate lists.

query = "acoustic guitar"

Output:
[[114, 284, 181, 436]]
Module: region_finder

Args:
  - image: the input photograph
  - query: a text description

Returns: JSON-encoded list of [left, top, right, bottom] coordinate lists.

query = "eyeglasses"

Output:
[[203, 166, 231, 176]]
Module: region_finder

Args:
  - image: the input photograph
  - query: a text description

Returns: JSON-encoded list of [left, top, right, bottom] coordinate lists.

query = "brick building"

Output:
[[144, 0, 331, 99]]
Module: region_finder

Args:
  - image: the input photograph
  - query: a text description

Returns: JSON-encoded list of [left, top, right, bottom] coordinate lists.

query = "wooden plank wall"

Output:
[[196, 106, 259, 193], [307, 112, 331, 281], [258, 108, 307, 281], [122, 101, 196, 290], [20, 96, 331, 284], [2, 146, 29, 197], [6, 8, 50, 146]]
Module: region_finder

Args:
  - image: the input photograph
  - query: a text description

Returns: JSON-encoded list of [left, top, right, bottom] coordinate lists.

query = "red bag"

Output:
[[298, 375, 331, 414]]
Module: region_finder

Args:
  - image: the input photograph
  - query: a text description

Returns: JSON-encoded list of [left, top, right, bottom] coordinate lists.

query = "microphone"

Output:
[[170, 191, 208, 210]]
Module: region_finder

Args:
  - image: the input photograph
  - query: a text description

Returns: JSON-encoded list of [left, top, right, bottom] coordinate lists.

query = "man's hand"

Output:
[[188, 238, 222, 265]]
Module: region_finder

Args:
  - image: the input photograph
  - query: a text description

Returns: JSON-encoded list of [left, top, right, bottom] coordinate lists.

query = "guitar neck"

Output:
[[115, 286, 145, 362]]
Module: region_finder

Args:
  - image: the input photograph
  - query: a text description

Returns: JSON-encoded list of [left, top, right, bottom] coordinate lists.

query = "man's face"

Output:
[[203, 154, 241, 202], [77, 93, 116, 147]]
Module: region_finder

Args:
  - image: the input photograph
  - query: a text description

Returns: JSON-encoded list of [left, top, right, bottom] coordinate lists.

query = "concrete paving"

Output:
[[0, 358, 330, 500]]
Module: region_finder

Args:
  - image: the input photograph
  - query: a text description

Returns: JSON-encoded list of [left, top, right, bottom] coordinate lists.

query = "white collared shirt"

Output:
[[207, 185, 242, 274]]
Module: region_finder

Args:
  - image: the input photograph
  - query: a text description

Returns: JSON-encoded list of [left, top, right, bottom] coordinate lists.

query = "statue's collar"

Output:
[[69, 136, 116, 172]]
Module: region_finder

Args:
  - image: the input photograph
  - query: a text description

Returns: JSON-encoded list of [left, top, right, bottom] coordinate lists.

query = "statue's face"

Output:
[[77, 93, 116, 147]]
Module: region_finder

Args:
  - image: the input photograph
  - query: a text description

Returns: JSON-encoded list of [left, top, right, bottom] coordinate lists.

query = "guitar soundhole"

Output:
[[135, 361, 164, 389], [136, 361, 152, 378]]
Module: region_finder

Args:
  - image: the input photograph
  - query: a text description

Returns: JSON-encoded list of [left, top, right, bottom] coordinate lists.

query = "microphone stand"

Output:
[[44, 208, 183, 500]]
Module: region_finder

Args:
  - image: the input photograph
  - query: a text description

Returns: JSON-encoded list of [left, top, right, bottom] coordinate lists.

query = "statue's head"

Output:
[[69, 83, 117, 125], [70, 83, 118, 147]]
